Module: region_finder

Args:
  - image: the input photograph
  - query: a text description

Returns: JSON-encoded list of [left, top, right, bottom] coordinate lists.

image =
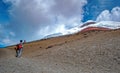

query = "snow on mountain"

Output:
[[44, 21, 120, 39], [86, 21, 120, 29], [81, 21, 96, 27], [80, 27, 111, 32]]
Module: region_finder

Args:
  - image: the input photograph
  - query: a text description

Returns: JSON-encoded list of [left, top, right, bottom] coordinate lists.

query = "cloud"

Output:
[[9, 31, 15, 37], [35, 24, 66, 40], [50, 0, 87, 19], [3, 0, 87, 43], [0, 24, 5, 39], [0, 24, 16, 45], [1, 37, 17, 45], [2, 38, 11, 44], [96, 7, 120, 22]]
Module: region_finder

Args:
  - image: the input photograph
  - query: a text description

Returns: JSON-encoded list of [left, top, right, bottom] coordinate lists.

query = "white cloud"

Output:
[[1, 35, 17, 45], [9, 32, 15, 37], [2, 37, 14, 45], [96, 7, 120, 22], [3, 0, 87, 43], [36, 24, 66, 37], [111, 7, 120, 21], [2, 38, 11, 44], [54, 24, 66, 33], [3, 0, 20, 6], [0, 24, 16, 45], [96, 10, 111, 21]]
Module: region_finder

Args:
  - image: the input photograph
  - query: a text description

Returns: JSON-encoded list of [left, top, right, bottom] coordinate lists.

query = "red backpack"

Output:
[[17, 43, 22, 49]]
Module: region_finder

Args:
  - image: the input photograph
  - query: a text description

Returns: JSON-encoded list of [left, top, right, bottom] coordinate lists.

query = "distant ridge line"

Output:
[[81, 27, 111, 32]]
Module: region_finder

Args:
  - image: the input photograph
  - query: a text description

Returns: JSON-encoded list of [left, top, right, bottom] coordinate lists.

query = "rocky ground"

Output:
[[0, 29, 120, 73]]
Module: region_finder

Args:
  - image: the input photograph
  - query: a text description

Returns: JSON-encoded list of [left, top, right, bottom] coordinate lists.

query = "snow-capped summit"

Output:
[[92, 21, 120, 29], [81, 21, 96, 27], [44, 21, 120, 39], [62, 21, 120, 35]]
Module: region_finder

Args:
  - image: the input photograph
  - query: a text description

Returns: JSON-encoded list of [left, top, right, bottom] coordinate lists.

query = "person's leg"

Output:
[[16, 49, 19, 57], [18, 48, 23, 57]]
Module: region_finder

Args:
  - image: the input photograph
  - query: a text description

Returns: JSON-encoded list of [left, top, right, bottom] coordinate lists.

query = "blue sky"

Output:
[[82, 0, 120, 22], [0, 0, 10, 24], [0, 0, 120, 47]]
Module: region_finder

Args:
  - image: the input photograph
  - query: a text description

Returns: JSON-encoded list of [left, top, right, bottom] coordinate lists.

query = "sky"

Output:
[[0, 0, 120, 47]]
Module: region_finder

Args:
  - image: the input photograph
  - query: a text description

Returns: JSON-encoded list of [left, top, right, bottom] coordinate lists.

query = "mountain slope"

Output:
[[0, 29, 120, 73]]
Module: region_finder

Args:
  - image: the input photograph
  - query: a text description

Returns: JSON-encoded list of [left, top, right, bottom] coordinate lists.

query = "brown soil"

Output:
[[0, 29, 120, 73]]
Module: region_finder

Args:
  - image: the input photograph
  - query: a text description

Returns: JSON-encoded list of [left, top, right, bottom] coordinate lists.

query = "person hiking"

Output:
[[16, 40, 23, 58]]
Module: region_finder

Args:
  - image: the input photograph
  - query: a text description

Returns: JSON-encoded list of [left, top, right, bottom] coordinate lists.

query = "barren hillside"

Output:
[[0, 29, 120, 73]]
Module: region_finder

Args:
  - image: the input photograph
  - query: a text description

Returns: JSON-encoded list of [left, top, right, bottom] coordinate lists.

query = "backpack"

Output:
[[17, 43, 22, 49]]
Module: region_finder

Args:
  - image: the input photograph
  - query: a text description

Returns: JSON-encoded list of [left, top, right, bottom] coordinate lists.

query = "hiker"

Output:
[[16, 40, 23, 58]]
